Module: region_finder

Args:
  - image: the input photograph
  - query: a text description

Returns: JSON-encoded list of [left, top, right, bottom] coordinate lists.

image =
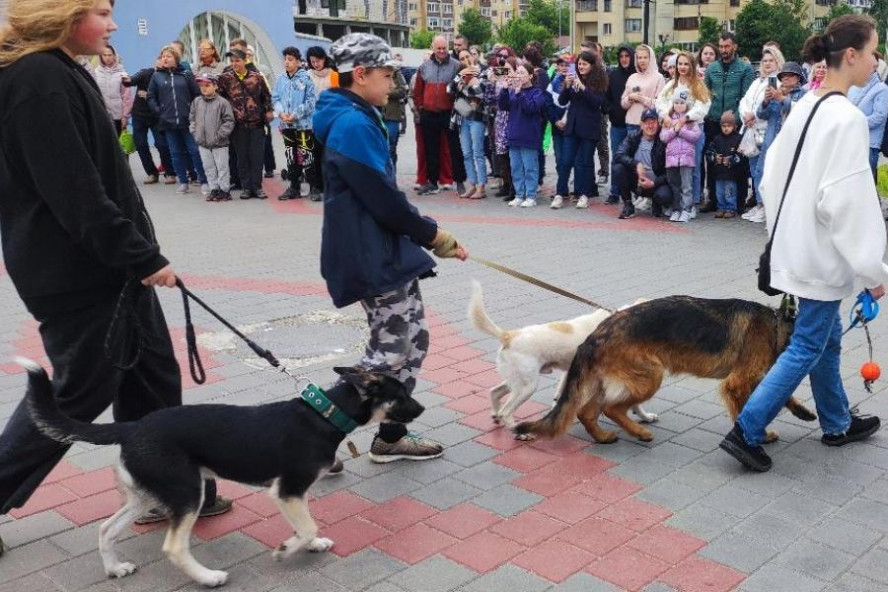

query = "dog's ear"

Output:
[[334, 367, 380, 393]]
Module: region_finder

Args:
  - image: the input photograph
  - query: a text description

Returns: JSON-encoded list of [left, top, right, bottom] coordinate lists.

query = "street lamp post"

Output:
[[658, 33, 669, 55]]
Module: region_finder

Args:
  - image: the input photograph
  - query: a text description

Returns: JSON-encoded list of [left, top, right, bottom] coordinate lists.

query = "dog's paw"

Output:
[[638, 412, 659, 423], [764, 429, 779, 444], [197, 569, 228, 588], [593, 430, 619, 444], [308, 537, 334, 553], [106, 562, 137, 578], [491, 414, 503, 425], [514, 432, 535, 441], [636, 429, 654, 442]]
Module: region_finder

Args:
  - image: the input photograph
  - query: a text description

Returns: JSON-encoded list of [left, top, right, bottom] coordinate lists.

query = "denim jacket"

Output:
[[272, 69, 316, 130]]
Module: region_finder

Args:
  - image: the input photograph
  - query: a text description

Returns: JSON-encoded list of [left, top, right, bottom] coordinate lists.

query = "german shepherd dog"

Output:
[[20, 360, 424, 588], [515, 296, 817, 443]]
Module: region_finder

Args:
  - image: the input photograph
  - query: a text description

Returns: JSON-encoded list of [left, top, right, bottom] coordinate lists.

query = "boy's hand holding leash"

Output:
[[431, 230, 468, 261]]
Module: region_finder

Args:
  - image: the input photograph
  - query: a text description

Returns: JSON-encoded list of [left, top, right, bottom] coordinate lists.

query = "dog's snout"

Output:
[[388, 398, 424, 423]]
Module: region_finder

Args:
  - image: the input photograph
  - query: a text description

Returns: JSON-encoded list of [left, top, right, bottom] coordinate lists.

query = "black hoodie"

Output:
[[605, 45, 636, 127]]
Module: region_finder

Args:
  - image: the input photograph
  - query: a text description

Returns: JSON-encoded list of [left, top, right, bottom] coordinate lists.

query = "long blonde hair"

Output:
[[665, 51, 710, 102], [0, 0, 107, 67], [759, 46, 785, 78]]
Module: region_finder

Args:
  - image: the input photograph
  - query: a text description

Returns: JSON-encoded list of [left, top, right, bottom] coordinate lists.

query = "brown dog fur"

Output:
[[515, 296, 816, 443]]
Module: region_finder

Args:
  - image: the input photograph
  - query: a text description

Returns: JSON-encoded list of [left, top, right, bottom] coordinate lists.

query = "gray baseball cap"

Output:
[[329, 33, 399, 74]]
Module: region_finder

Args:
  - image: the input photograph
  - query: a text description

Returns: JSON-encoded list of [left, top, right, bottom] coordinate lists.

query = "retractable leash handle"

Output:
[[851, 290, 879, 326]]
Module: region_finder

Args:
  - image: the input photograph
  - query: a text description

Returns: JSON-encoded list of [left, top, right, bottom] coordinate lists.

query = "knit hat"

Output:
[[720, 110, 736, 125], [195, 72, 219, 84], [671, 87, 694, 109], [329, 33, 399, 74]]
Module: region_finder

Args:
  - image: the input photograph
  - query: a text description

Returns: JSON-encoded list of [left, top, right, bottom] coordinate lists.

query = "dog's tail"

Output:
[[514, 341, 599, 439], [19, 358, 130, 446], [468, 280, 507, 342], [786, 397, 817, 422]]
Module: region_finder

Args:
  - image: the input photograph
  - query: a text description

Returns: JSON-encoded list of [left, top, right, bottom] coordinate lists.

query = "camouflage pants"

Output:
[[350, 279, 429, 442]]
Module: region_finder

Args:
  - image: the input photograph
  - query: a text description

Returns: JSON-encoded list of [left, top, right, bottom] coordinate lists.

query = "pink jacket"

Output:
[[659, 114, 701, 168]]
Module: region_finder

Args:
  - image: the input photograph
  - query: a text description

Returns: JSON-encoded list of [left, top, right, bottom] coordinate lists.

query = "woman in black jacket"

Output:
[[556, 51, 608, 208], [0, 0, 230, 551], [124, 57, 176, 184], [605, 45, 636, 202]]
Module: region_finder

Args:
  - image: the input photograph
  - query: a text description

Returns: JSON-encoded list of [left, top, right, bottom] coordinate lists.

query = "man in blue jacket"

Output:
[[313, 33, 469, 463]]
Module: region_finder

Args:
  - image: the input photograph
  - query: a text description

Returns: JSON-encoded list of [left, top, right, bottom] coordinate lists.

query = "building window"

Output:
[[504, 10, 511, 17], [814, 17, 826, 29], [625, 0, 643, 7], [727, 19, 736, 31], [443, 18, 453, 28], [408, 2, 418, 10], [443, 3, 453, 14], [427, 2, 439, 13], [673, 17, 699, 30], [410, 17, 418, 26], [604, 0, 612, 11], [481, 6, 491, 16], [428, 16, 440, 27], [603, 23, 612, 35], [624, 18, 642, 32]]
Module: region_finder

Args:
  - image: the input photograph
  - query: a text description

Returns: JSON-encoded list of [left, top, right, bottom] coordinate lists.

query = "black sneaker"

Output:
[[240, 190, 255, 200], [278, 186, 299, 200], [255, 189, 268, 199], [310, 193, 323, 202], [264, 171, 275, 178], [135, 497, 233, 525], [822, 413, 881, 447], [720, 423, 772, 472], [618, 203, 636, 219], [417, 182, 440, 195], [219, 191, 232, 201], [605, 194, 620, 204]]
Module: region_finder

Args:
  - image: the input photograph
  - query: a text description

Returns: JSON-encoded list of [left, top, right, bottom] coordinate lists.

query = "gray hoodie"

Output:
[[189, 93, 235, 149]]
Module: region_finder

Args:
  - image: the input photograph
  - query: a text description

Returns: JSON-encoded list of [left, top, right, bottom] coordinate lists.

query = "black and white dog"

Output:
[[20, 359, 424, 588]]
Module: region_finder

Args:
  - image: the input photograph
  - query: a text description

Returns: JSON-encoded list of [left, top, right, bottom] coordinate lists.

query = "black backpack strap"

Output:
[[767, 91, 843, 249]]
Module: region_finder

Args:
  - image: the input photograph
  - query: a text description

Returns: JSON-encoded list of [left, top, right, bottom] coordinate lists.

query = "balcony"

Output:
[[576, 0, 598, 12], [625, 0, 643, 7]]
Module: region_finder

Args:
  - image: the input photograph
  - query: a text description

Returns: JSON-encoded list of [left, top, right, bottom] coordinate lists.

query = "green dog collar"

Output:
[[300, 383, 359, 434]]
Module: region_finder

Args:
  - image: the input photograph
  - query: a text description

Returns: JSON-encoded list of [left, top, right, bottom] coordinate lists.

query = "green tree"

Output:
[[735, 0, 810, 61], [458, 8, 493, 47], [410, 29, 434, 50], [698, 17, 722, 48], [525, 0, 571, 38], [823, 0, 855, 29], [496, 17, 557, 56], [869, 0, 888, 41]]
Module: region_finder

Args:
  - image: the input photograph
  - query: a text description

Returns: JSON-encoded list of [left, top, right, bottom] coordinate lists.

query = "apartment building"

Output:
[[573, 0, 838, 53], [295, 0, 411, 47], [407, 0, 527, 40]]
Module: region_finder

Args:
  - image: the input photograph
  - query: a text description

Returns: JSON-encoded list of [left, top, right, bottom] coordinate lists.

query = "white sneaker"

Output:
[[742, 205, 761, 220], [689, 205, 698, 219], [413, 182, 422, 190], [550, 195, 564, 209], [176, 183, 189, 194], [520, 198, 537, 207], [440, 184, 454, 191], [200, 183, 210, 195], [575, 195, 589, 209], [638, 198, 652, 212], [669, 211, 681, 222], [508, 197, 523, 207], [678, 211, 691, 223], [748, 208, 766, 223]]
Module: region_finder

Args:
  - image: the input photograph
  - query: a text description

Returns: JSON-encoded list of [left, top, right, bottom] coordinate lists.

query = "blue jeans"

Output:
[[693, 132, 706, 204], [460, 119, 487, 186], [748, 155, 761, 204], [737, 298, 851, 447], [609, 124, 628, 196], [558, 135, 596, 197], [552, 130, 565, 175], [384, 119, 400, 171], [164, 128, 206, 184], [870, 147, 880, 182], [509, 147, 539, 198], [715, 179, 737, 211]]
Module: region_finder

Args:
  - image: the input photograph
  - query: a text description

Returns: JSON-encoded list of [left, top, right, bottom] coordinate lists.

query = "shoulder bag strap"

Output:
[[768, 91, 843, 247]]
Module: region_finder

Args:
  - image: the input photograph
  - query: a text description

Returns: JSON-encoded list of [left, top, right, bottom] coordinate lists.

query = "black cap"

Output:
[[225, 49, 247, 60]]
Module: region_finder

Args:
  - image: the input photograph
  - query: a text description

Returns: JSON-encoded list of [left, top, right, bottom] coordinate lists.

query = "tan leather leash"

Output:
[[469, 255, 614, 312]]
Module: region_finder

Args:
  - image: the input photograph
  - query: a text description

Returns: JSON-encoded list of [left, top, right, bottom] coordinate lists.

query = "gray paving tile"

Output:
[[826, 573, 888, 592], [836, 498, 888, 533], [732, 511, 805, 550], [728, 471, 800, 499], [0, 511, 75, 548], [191, 532, 268, 569], [698, 531, 779, 573], [806, 516, 882, 556], [423, 424, 484, 446], [668, 458, 735, 492], [310, 470, 364, 497], [608, 455, 679, 485], [472, 484, 544, 517], [319, 549, 408, 590], [177, 564, 278, 592], [452, 461, 521, 491], [737, 564, 827, 592], [699, 484, 771, 518], [458, 564, 551, 592], [414, 406, 463, 428], [409, 478, 483, 510], [551, 573, 622, 591], [665, 504, 740, 541], [0, 574, 61, 592], [0, 539, 69, 582], [671, 399, 725, 420], [634, 478, 707, 511], [642, 442, 705, 467], [267, 571, 348, 592], [773, 538, 856, 582], [388, 555, 478, 592], [364, 583, 408, 592], [386, 458, 465, 485], [668, 427, 723, 453], [43, 551, 112, 591], [444, 441, 501, 468], [762, 491, 838, 524], [349, 474, 424, 503], [581, 440, 646, 464], [642, 585, 679, 592]]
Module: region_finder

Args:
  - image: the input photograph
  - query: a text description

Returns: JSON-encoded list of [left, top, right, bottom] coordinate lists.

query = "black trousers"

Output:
[[229, 144, 240, 188], [420, 111, 466, 185], [0, 286, 216, 514], [281, 128, 321, 190], [704, 120, 721, 203], [232, 126, 266, 192], [613, 162, 673, 206], [263, 125, 276, 174]]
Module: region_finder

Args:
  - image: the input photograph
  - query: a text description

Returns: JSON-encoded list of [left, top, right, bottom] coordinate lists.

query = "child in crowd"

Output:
[[272, 46, 318, 200], [707, 110, 743, 218], [498, 64, 545, 207], [190, 73, 235, 201], [660, 89, 702, 222]]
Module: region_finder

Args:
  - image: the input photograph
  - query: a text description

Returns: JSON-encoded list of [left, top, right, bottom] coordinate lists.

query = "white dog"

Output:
[[468, 281, 658, 438]]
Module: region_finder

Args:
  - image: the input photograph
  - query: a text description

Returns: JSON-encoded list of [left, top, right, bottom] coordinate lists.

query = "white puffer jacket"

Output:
[[93, 61, 133, 121]]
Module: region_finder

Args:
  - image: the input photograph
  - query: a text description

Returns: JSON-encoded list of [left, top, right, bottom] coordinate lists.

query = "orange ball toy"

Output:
[[861, 362, 881, 382]]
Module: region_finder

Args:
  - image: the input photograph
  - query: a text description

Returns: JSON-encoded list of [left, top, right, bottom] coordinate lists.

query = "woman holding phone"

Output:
[[449, 49, 488, 198]]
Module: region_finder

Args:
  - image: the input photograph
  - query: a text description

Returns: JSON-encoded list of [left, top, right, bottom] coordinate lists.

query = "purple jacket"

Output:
[[497, 87, 545, 150], [659, 114, 702, 168]]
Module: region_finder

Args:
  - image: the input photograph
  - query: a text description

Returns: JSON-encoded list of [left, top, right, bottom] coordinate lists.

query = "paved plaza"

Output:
[[2, 129, 888, 592]]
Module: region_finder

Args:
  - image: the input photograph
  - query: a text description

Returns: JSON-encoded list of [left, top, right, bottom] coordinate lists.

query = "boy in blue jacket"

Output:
[[272, 47, 318, 200], [313, 33, 469, 463]]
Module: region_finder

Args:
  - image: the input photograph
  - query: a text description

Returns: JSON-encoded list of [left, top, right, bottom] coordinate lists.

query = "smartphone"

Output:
[[494, 66, 508, 76], [632, 86, 641, 93], [768, 77, 778, 89], [568, 62, 577, 76]]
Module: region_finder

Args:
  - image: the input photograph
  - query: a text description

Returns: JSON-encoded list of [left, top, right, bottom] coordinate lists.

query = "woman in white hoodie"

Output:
[[738, 46, 785, 221], [93, 44, 132, 135], [720, 15, 888, 473], [621, 44, 664, 131]]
